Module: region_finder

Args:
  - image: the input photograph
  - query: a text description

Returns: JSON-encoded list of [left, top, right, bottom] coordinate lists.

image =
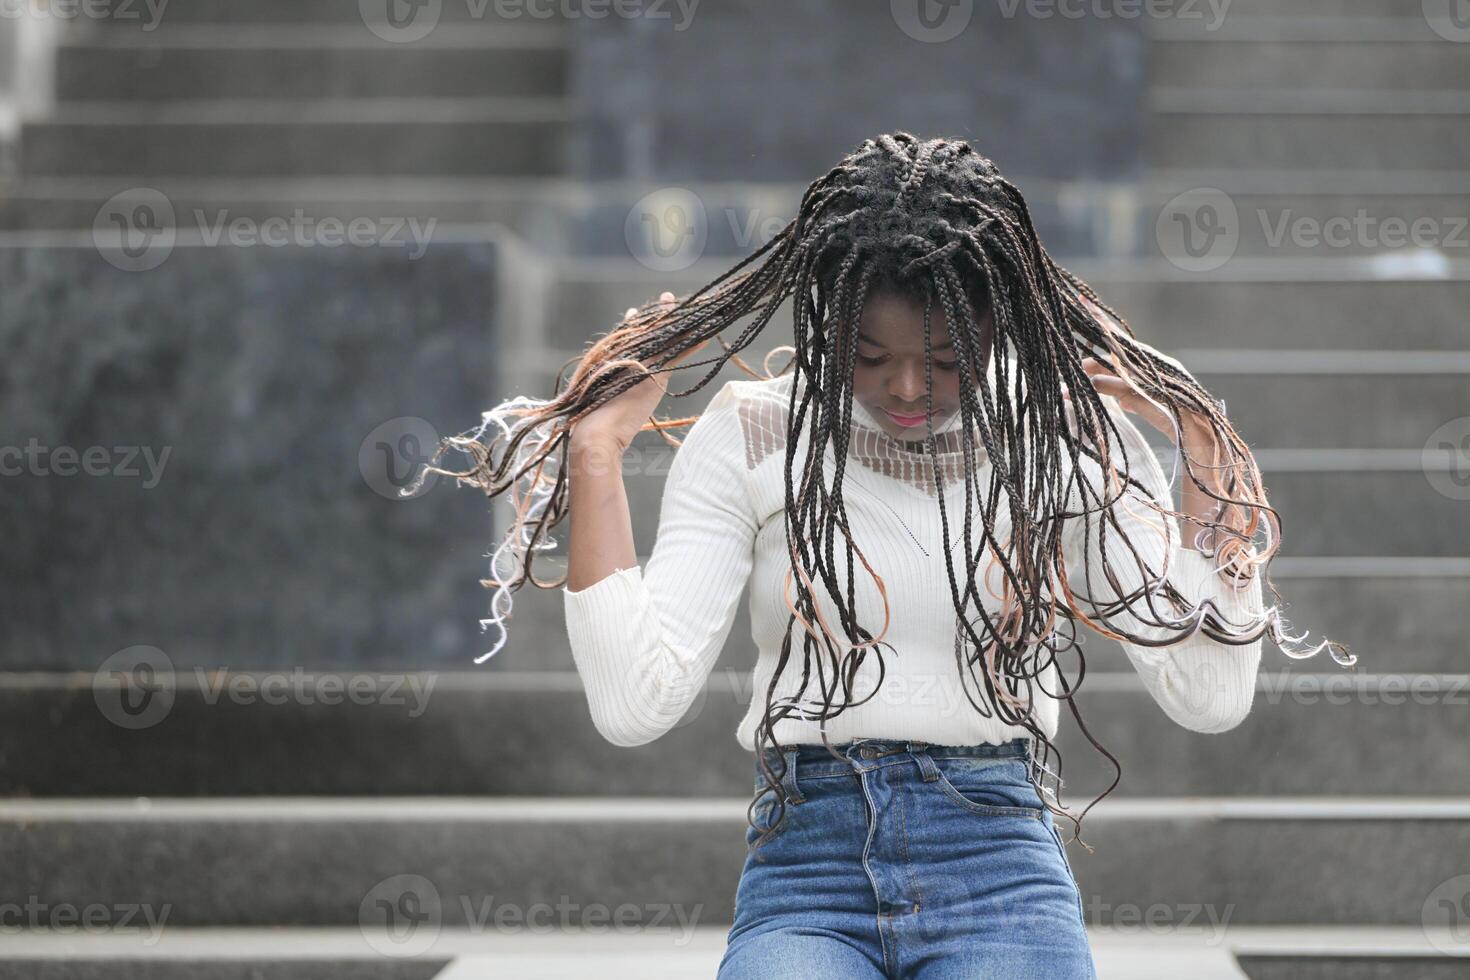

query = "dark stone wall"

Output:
[[572, 0, 1147, 185], [0, 242, 498, 670]]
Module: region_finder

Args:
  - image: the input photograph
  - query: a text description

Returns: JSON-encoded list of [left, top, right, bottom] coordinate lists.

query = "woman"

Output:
[[424, 133, 1353, 978]]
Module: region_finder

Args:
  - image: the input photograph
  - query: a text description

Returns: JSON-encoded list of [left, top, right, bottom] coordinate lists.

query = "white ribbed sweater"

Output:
[[563, 368, 1265, 750]]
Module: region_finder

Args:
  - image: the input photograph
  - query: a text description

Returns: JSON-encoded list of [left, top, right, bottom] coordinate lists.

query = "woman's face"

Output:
[[848, 290, 994, 440]]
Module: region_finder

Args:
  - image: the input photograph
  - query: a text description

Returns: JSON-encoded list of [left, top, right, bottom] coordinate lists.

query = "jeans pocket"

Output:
[[930, 756, 1046, 819]]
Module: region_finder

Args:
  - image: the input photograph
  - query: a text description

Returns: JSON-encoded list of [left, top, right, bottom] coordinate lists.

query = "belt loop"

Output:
[[780, 748, 806, 804], [909, 741, 941, 782]]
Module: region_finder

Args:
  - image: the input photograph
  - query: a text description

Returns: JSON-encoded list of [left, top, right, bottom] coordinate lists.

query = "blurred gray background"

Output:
[[0, 1, 1466, 977]]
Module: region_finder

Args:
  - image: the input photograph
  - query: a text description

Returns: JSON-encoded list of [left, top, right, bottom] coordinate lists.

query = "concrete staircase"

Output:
[[4, 1, 1469, 977]]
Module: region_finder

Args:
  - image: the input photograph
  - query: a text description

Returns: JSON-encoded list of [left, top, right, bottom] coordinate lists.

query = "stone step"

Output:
[[1151, 38, 1470, 91], [1205, 0, 1437, 15], [53, 42, 569, 102], [3, 672, 1463, 798], [17, 101, 570, 178], [1148, 110, 1470, 172], [1152, 11, 1463, 43], [1, 925, 1466, 980], [4, 796, 1469, 927], [548, 259, 1470, 352], [0, 960, 439, 980], [84, 0, 542, 24], [0, 170, 1108, 255]]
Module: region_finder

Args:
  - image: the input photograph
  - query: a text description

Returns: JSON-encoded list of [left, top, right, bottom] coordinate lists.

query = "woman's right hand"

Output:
[[573, 291, 710, 452]]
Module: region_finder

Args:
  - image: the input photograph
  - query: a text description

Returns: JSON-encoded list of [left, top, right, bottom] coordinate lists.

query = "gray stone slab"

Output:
[[54, 45, 568, 101], [4, 798, 1470, 926], [570, 1, 1146, 185], [1, 676, 1464, 798], [1153, 40, 1470, 92], [18, 119, 568, 178], [1150, 114, 1470, 172], [0, 241, 499, 670]]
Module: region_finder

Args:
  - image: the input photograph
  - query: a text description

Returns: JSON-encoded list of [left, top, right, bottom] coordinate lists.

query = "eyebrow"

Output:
[[857, 331, 955, 351]]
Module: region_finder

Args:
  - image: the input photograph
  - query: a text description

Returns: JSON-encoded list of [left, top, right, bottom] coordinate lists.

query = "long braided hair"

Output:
[[420, 132, 1355, 852]]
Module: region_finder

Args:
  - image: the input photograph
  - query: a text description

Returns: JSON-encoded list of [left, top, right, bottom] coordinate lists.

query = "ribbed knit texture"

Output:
[[564, 369, 1265, 750]]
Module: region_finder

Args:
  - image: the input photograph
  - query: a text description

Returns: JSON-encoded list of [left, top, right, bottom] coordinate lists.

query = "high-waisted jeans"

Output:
[[718, 736, 1097, 980]]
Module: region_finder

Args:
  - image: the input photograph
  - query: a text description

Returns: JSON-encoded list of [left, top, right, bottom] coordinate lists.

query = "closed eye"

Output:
[[858, 354, 960, 371]]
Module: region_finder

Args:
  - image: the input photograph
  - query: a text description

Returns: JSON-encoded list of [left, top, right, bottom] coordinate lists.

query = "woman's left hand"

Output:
[[1064, 295, 1211, 447]]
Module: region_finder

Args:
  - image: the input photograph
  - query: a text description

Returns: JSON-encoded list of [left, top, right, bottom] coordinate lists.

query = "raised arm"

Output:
[[564, 380, 758, 746], [1061, 396, 1265, 734]]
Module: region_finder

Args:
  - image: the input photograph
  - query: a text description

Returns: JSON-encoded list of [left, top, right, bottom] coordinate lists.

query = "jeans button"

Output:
[[859, 747, 875, 759]]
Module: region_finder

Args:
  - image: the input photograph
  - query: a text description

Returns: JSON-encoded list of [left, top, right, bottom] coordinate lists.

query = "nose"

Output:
[[888, 360, 928, 404]]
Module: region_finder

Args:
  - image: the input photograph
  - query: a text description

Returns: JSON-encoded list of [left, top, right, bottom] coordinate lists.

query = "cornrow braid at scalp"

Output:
[[419, 132, 1356, 853]]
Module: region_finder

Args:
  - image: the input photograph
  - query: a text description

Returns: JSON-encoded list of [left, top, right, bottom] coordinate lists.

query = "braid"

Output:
[[422, 132, 1355, 853]]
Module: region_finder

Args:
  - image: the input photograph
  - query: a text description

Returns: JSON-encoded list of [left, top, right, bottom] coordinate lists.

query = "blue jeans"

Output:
[[718, 736, 1097, 979]]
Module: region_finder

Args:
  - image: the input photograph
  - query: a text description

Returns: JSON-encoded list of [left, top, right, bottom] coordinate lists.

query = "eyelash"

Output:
[[857, 354, 959, 371]]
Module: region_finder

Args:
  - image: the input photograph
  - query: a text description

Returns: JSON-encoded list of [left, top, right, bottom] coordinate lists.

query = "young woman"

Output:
[[425, 133, 1353, 979]]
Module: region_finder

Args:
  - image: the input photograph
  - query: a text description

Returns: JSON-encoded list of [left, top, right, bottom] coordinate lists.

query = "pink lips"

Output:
[[883, 408, 932, 428]]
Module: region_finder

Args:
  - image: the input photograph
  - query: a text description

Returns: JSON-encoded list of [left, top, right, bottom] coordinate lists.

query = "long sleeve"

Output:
[[562, 380, 759, 747], [1061, 395, 1265, 734]]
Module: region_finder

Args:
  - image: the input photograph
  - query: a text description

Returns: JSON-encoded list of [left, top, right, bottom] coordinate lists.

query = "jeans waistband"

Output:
[[756, 736, 1032, 788]]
